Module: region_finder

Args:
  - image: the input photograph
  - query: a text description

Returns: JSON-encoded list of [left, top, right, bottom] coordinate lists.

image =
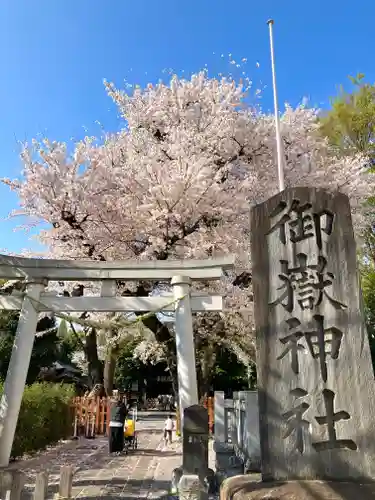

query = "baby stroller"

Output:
[[124, 416, 138, 451]]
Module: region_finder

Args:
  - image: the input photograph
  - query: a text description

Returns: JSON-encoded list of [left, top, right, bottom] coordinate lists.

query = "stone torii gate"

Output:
[[0, 253, 234, 467]]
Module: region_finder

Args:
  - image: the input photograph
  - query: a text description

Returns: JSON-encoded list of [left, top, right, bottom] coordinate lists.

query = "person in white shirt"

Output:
[[164, 415, 174, 445]]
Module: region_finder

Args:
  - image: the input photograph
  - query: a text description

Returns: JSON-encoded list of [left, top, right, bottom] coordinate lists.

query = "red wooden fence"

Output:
[[72, 396, 215, 436], [206, 397, 214, 432], [72, 396, 111, 436]]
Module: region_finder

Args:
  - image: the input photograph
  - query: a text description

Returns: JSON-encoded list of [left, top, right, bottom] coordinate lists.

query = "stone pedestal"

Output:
[[172, 466, 217, 495], [178, 474, 208, 500]]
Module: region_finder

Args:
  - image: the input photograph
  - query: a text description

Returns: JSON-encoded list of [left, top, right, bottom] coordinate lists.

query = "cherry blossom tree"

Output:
[[133, 311, 255, 398], [2, 70, 374, 394]]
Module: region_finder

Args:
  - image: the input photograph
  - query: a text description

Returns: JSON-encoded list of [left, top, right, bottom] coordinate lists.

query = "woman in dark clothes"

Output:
[[108, 395, 127, 454]]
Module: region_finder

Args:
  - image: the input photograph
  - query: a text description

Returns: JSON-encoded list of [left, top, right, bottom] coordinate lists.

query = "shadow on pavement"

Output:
[[133, 448, 181, 457]]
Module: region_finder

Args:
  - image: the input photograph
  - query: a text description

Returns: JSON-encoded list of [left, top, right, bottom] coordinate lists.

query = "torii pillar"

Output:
[[172, 276, 199, 431]]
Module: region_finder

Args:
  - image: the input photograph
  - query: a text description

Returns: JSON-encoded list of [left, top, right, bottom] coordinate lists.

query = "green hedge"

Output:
[[0, 382, 75, 458]]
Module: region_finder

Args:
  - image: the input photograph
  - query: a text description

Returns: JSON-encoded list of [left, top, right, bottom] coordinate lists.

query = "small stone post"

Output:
[[231, 392, 239, 447], [0, 471, 25, 500], [0, 281, 46, 467], [243, 391, 260, 472], [33, 471, 49, 500], [214, 391, 234, 484], [58, 465, 73, 499], [214, 391, 225, 451]]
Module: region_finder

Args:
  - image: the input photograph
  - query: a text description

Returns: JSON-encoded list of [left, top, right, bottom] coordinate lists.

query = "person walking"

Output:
[[108, 394, 127, 454], [164, 414, 174, 446]]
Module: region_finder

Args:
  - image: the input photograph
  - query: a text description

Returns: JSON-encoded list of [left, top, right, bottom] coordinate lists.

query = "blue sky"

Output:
[[1, 0, 374, 254]]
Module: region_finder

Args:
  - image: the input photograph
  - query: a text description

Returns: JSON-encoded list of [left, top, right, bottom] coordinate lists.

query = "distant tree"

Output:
[[133, 312, 255, 398], [114, 338, 143, 391], [319, 74, 375, 264], [0, 311, 76, 384], [3, 71, 374, 394], [115, 331, 253, 398], [360, 264, 375, 372], [319, 73, 375, 164], [211, 348, 254, 396], [0, 312, 17, 380]]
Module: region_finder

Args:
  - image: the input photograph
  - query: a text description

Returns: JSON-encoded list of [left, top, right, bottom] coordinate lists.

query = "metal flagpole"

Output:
[[267, 19, 285, 192]]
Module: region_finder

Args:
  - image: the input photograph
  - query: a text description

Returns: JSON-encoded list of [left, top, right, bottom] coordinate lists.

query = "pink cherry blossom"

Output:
[[2, 70, 374, 357]]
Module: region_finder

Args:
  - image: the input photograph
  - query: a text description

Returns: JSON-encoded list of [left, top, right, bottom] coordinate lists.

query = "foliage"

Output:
[[118, 330, 251, 395], [360, 264, 375, 369], [211, 348, 254, 394], [0, 312, 18, 378], [2, 70, 374, 377], [0, 381, 74, 458], [0, 311, 75, 383], [114, 338, 143, 390], [318, 74, 375, 267], [5, 73, 372, 264], [319, 74, 375, 164], [132, 312, 255, 395], [133, 338, 169, 365]]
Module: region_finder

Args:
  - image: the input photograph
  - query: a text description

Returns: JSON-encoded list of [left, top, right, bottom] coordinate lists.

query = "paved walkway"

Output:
[[6, 415, 183, 499], [68, 431, 180, 499]]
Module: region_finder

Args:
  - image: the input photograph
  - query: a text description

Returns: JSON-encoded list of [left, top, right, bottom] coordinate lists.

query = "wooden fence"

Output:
[[205, 397, 215, 433], [72, 396, 110, 436], [72, 396, 215, 436], [0, 465, 74, 500]]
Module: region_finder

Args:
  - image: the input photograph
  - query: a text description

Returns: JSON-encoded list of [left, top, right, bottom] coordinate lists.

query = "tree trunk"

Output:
[[103, 347, 117, 396], [134, 289, 178, 395], [197, 345, 216, 400], [170, 368, 178, 399], [85, 328, 104, 387], [165, 356, 178, 398], [103, 323, 118, 396]]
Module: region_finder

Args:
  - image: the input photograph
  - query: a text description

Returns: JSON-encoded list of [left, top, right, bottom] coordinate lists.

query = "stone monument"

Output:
[[250, 187, 375, 482]]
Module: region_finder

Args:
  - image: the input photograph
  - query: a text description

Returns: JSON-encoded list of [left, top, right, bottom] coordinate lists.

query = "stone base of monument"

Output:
[[205, 468, 219, 494], [219, 475, 375, 500], [215, 467, 243, 488], [171, 467, 183, 495], [178, 474, 209, 500], [171, 467, 218, 496], [215, 449, 244, 486], [244, 458, 261, 474]]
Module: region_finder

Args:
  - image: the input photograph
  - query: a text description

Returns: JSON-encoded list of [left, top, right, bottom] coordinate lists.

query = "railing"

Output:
[[0, 465, 74, 500], [214, 391, 260, 474]]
